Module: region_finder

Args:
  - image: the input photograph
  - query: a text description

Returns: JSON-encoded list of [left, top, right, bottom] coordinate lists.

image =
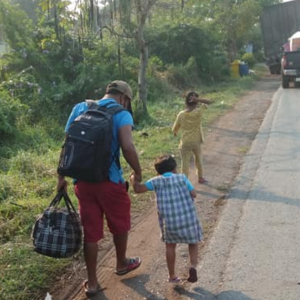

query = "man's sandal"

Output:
[[115, 257, 142, 276], [83, 280, 105, 297]]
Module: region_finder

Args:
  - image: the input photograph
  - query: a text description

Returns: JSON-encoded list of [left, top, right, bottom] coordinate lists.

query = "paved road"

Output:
[[193, 87, 300, 300]]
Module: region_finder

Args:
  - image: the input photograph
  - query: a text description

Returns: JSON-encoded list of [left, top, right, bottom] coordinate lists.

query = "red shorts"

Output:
[[74, 180, 131, 243]]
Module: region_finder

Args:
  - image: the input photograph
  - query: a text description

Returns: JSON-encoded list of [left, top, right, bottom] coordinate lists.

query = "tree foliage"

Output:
[[0, 0, 281, 140]]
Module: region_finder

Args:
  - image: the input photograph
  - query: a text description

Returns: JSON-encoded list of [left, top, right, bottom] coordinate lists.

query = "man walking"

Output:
[[57, 80, 142, 297]]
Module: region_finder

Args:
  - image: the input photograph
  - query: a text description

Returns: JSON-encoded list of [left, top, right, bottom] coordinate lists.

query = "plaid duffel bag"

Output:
[[31, 190, 82, 258]]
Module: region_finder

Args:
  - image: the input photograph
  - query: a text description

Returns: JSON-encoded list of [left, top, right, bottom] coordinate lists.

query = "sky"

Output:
[[68, 0, 104, 11], [68, 0, 76, 11]]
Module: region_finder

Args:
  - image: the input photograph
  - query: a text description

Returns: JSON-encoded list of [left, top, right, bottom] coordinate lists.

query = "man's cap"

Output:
[[106, 80, 133, 100]]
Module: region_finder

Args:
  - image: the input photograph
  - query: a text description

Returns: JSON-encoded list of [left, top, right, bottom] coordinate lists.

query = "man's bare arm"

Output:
[[119, 125, 142, 182]]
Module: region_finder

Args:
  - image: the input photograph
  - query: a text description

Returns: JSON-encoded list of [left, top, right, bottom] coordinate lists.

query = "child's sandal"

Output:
[[168, 276, 180, 283], [187, 267, 198, 283]]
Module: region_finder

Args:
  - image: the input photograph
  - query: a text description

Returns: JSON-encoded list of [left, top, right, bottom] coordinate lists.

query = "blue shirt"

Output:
[[145, 172, 194, 191], [65, 99, 134, 184]]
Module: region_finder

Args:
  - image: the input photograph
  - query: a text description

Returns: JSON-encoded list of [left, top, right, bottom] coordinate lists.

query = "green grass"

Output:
[[0, 65, 268, 300], [0, 239, 74, 300]]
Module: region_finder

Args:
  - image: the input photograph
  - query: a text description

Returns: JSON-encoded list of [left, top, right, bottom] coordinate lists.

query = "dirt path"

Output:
[[51, 73, 281, 300]]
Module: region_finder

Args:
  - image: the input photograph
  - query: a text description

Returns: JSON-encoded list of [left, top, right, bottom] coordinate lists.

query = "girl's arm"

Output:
[[183, 174, 197, 199], [189, 94, 213, 105], [197, 98, 213, 105], [172, 114, 181, 136], [130, 175, 149, 193], [190, 190, 197, 198]]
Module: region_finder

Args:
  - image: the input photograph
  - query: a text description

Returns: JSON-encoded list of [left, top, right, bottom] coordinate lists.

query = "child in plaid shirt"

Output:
[[130, 155, 203, 283]]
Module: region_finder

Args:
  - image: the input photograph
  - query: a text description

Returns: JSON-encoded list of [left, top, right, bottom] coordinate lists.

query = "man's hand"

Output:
[[133, 172, 142, 182], [129, 173, 147, 194], [129, 173, 135, 186], [131, 171, 142, 183], [57, 175, 68, 192]]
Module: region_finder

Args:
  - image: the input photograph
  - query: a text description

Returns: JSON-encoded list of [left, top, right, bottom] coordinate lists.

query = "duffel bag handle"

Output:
[[48, 190, 64, 207], [48, 190, 78, 217], [62, 190, 78, 217]]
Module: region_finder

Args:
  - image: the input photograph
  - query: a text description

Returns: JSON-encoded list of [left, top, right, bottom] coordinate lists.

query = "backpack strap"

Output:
[[105, 106, 125, 170], [85, 100, 124, 115], [85, 100, 125, 170], [85, 99, 99, 109], [107, 105, 125, 114]]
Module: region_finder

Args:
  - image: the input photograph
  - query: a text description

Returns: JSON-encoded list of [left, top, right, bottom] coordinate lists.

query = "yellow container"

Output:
[[231, 60, 240, 78]]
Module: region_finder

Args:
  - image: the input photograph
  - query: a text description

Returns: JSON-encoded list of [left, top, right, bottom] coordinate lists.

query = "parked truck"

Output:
[[281, 31, 300, 88], [260, 0, 300, 75]]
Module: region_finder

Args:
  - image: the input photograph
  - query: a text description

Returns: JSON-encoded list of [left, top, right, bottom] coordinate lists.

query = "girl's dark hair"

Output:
[[154, 155, 177, 174], [185, 91, 199, 107]]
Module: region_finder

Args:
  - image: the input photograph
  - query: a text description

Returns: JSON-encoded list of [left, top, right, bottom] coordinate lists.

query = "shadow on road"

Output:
[[230, 185, 300, 208], [119, 275, 260, 300], [121, 275, 165, 300], [174, 286, 260, 300]]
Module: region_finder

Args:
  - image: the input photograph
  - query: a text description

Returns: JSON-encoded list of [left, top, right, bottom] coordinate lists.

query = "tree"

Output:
[[12, 0, 40, 22], [208, 0, 261, 62], [91, 0, 158, 115], [133, 0, 158, 115]]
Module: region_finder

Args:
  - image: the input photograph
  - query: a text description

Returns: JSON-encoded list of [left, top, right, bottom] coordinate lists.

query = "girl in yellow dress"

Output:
[[172, 91, 213, 184]]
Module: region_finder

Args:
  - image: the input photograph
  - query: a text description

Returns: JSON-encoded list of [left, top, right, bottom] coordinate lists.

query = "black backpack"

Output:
[[57, 100, 124, 182]]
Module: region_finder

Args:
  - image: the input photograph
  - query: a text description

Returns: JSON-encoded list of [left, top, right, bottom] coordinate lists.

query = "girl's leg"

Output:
[[193, 145, 204, 180], [180, 149, 191, 178], [188, 243, 198, 268], [188, 243, 198, 282], [166, 243, 177, 279]]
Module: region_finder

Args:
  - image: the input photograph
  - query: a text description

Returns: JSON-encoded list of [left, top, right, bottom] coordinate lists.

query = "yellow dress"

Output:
[[172, 105, 206, 179]]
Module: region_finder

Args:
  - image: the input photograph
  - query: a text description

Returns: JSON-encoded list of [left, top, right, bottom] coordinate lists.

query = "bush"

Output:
[[242, 53, 256, 68], [0, 90, 24, 139], [254, 51, 265, 63], [166, 57, 201, 89], [148, 24, 227, 82]]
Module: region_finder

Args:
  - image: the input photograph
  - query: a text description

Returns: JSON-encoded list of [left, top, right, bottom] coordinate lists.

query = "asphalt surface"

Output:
[[193, 86, 300, 300]]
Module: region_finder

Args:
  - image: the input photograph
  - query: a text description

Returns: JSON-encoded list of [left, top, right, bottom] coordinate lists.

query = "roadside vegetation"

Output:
[[0, 0, 278, 299]]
